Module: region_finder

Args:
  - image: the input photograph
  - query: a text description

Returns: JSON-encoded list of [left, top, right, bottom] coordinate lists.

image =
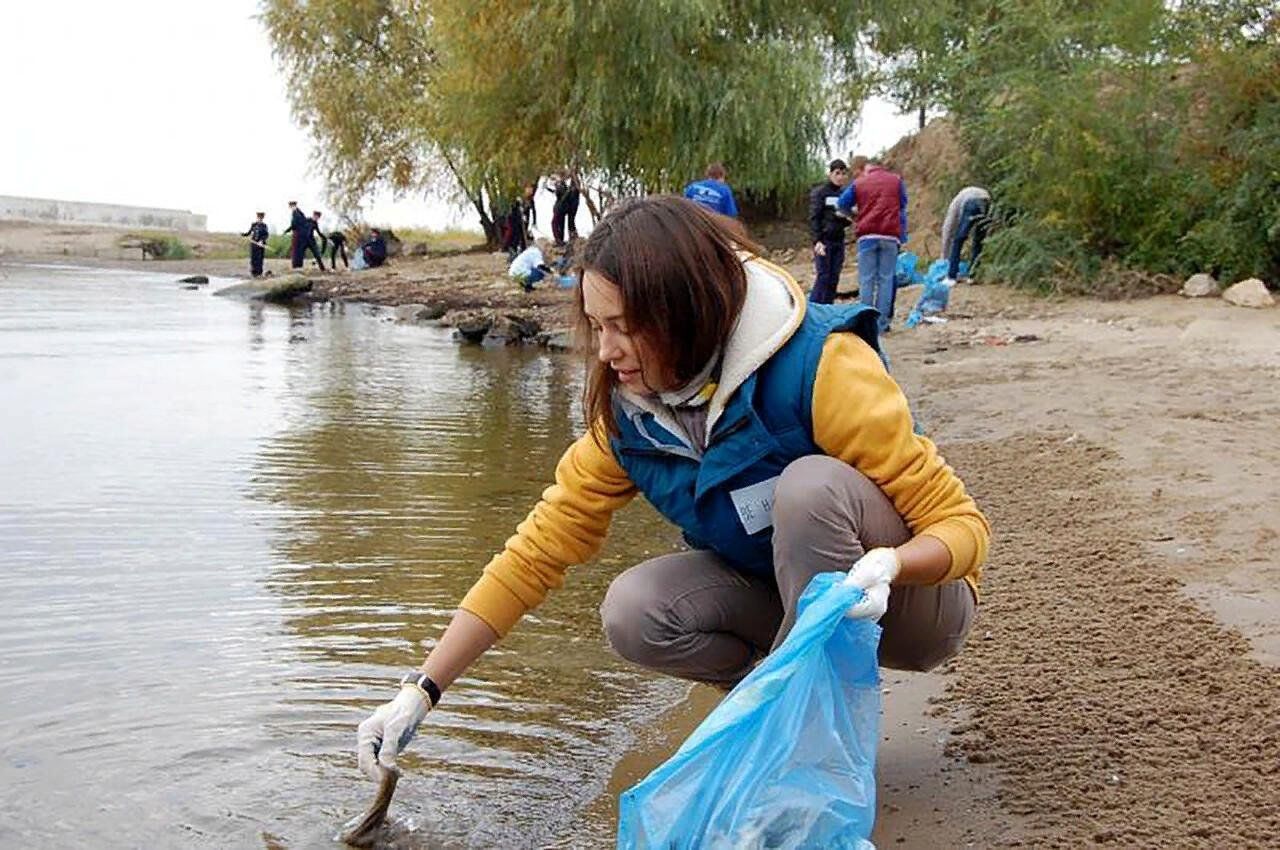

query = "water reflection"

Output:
[[0, 266, 684, 850], [250, 305, 684, 846]]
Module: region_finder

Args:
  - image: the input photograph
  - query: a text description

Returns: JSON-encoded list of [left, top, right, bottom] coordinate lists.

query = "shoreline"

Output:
[[0, 247, 580, 339], [0, 239, 823, 347]]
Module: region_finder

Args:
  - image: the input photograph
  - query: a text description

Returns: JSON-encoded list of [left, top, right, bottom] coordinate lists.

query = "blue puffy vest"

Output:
[[609, 301, 882, 575]]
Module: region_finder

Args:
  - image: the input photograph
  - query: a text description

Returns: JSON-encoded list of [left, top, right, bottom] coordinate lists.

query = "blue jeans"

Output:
[[809, 239, 846, 304], [948, 198, 990, 280], [857, 237, 899, 333]]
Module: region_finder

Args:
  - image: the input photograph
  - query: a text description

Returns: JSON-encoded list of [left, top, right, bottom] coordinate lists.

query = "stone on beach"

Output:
[[1221, 278, 1275, 308], [212, 274, 314, 303], [1179, 273, 1218, 298]]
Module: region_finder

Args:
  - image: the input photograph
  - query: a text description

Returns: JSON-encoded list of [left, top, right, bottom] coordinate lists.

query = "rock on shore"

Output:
[[213, 274, 314, 303]]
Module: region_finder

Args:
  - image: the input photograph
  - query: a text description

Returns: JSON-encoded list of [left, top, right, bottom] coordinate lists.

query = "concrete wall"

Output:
[[0, 195, 207, 231]]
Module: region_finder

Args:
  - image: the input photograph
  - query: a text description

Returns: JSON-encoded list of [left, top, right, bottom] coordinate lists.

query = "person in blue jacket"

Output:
[[353, 196, 990, 785], [683, 162, 739, 218]]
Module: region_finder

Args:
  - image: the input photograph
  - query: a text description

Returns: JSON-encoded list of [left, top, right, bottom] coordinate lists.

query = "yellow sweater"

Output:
[[460, 334, 990, 637]]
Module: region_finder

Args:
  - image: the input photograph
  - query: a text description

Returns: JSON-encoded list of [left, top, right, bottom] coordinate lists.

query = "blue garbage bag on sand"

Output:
[[617, 573, 881, 850], [894, 251, 923, 288], [904, 259, 969, 328]]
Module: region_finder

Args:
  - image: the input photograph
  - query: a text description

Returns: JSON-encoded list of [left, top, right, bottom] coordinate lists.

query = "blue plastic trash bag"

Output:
[[617, 572, 881, 850], [904, 259, 969, 328], [894, 251, 923, 288]]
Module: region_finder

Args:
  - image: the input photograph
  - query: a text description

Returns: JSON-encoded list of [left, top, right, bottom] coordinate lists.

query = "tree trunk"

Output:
[[477, 206, 498, 247], [582, 186, 602, 224], [918, 105, 927, 130], [440, 149, 501, 248]]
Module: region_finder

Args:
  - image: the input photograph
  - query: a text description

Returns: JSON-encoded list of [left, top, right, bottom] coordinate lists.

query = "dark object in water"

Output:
[[339, 767, 399, 848], [178, 275, 209, 284]]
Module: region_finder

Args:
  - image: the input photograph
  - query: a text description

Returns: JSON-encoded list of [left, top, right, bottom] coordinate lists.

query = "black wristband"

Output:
[[401, 671, 442, 707]]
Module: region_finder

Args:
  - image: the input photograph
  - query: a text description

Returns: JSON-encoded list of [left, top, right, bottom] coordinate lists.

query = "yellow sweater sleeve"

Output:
[[459, 424, 638, 637], [812, 333, 990, 584]]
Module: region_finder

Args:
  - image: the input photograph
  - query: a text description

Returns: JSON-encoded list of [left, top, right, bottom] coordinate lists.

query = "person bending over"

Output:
[[353, 196, 989, 786]]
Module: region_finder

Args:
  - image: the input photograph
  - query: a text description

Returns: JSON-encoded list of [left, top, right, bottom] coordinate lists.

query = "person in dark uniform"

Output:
[[304, 211, 328, 271], [327, 228, 349, 269], [807, 159, 852, 304], [361, 228, 388, 268], [501, 182, 539, 259], [241, 211, 269, 278], [549, 171, 580, 247], [284, 201, 308, 269], [520, 182, 537, 241]]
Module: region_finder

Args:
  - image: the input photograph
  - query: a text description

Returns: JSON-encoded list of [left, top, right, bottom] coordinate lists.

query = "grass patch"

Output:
[[386, 226, 485, 252], [265, 233, 293, 258], [119, 232, 193, 260]]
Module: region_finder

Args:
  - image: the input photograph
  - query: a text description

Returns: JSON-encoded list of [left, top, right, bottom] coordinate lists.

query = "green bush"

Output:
[[941, 4, 1279, 293], [265, 233, 293, 258], [156, 237, 191, 260]]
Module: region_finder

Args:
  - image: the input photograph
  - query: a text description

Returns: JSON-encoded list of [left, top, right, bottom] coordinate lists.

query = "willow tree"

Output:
[[263, 0, 878, 234], [432, 0, 873, 211], [261, 0, 509, 240]]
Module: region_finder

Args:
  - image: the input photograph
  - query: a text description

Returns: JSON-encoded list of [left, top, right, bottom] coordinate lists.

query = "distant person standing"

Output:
[[807, 159, 852, 304], [838, 157, 908, 333], [519, 181, 537, 242], [940, 187, 991, 284], [683, 162, 739, 217], [241, 211, 269, 278], [548, 171, 581, 247], [284, 201, 308, 269], [502, 183, 537, 258], [327, 228, 349, 269], [305, 211, 328, 271]]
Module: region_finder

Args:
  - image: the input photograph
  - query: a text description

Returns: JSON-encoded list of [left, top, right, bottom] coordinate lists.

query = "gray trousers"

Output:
[[600, 456, 976, 687]]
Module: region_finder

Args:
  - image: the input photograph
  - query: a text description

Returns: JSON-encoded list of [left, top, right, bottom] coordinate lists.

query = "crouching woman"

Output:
[[355, 196, 990, 779]]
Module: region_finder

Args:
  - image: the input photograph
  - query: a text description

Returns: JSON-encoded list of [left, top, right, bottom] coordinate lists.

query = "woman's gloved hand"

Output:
[[843, 547, 900, 621], [356, 683, 432, 781]]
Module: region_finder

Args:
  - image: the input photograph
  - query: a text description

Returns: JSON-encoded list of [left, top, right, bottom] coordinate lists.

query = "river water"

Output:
[[0, 264, 685, 848]]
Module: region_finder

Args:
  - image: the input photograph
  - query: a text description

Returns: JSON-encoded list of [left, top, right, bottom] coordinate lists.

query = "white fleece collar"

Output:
[[706, 257, 806, 433], [618, 257, 806, 442]]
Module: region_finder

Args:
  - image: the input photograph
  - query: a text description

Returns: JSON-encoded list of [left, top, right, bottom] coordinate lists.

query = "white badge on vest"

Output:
[[729, 475, 779, 535]]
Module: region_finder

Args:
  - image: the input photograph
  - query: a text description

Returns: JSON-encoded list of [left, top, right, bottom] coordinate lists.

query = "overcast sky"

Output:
[[2, 1, 917, 234]]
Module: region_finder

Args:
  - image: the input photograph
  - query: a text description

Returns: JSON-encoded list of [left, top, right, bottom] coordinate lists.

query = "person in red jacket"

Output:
[[838, 156, 908, 333]]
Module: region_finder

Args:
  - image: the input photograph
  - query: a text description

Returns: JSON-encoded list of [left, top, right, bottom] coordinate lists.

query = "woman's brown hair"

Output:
[[573, 195, 757, 438]]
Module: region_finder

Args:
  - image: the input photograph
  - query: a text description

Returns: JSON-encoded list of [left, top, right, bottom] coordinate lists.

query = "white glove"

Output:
[[843, 547, 900, 621], [356, 684, 431, 781]]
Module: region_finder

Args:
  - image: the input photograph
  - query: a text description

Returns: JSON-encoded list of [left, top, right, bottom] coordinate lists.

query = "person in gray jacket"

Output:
[[940, 186, 991, 282]]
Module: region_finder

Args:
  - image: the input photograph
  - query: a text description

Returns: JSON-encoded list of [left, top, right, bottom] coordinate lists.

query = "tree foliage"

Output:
[[887, 0, 1280, 288], [262, 0, 877, 233], [263, 0, 1279, 287], [260, 1, 441, 212]]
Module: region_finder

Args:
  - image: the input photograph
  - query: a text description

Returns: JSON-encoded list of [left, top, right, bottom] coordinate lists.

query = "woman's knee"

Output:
[[878, 582, 976, 672], [773, 455, 884, 528], [599, 565, 672, 665], [775, 456, 857, 518], [879, 632, 967, 673]]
